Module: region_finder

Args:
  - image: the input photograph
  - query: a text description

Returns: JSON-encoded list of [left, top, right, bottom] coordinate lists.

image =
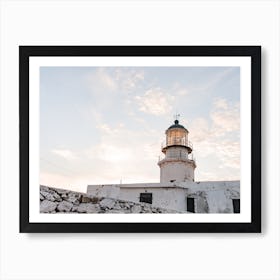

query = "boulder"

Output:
[[65, 193, 81, 205], [40, 185, 50, 192], [113, 203, 122, 210], [55, 188, 69, 195], [77, 203, 99, 213], [131, 205, 142, 213], [40, 200, 57, 213], [71, 205, 79, 212], [40, 191, 56, 202], [57, 201, 73, 212], [100, 198, 115, 210]]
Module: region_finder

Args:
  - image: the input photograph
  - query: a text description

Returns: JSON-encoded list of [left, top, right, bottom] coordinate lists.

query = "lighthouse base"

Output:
[[158, 158, 196, 183]]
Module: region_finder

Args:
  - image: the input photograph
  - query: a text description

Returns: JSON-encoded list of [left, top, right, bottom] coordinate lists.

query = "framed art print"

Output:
[[19, 46, 261, 233]]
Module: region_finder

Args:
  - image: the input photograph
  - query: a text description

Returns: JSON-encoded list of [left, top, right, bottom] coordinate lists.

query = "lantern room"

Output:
[[162, 119, 192, 154]]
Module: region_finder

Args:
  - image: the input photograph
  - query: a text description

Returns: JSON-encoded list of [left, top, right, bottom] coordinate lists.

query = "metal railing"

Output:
[[161, 139, 193, 150], [158, 154, 196, 162]]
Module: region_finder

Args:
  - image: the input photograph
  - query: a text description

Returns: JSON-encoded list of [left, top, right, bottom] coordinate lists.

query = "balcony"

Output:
[[158, 154, 196, 166]]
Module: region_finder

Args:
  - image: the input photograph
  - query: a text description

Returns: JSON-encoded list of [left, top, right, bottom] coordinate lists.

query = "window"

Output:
[[187, 197, 195, 213], [140, 193, 152, 204], [232, 199, 240, 213]]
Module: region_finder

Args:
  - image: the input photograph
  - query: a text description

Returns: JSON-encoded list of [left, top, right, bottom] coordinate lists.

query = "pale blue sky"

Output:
[[40, 66, 240, 192]]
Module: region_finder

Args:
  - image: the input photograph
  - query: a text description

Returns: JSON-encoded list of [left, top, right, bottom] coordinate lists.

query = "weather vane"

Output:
[[174, 112, 180, 121]]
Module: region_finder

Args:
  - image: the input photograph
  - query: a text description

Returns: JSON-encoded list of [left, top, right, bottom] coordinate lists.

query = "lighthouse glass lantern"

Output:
[[158, 119, 196, 183]]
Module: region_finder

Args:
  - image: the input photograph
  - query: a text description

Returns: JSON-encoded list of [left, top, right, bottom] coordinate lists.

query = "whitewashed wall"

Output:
[[159, 160, 195, 182], [87, 181, 240, 213]]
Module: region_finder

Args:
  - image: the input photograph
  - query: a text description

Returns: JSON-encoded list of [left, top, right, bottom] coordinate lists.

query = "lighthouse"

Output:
[[88, 117, 240, 213], [158, 118, 196, 183]]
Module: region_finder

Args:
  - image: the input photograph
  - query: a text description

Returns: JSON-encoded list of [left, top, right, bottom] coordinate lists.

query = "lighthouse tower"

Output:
[[158, 118, 196, 183]]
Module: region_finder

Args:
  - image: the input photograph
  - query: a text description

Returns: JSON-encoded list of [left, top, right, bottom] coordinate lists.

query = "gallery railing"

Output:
[[161, 139, 193, 150]]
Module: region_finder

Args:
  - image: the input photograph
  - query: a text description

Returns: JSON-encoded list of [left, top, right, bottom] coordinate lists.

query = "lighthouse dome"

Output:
[[167, 119, 188, 132]]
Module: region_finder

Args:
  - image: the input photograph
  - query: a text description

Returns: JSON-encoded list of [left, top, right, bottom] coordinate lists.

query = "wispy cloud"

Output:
[[211, 98, 240, 136], [187, 98, 240, 181], [115, 68, 144, 91], [135, 87, 174, 116], [87, 68, 117, 92], [86, 68, 145, 93], [40, 66, 240, 187]]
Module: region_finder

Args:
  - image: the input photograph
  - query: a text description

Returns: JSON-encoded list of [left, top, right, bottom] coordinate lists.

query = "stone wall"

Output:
[[40, 185, 178, 214]]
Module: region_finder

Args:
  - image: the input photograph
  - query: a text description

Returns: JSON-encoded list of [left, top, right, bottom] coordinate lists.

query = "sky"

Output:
[[40, 66, 240, 192]]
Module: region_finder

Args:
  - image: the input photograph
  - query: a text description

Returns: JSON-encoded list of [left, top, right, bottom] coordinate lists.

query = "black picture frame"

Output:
[[19, 46, 261, 233]]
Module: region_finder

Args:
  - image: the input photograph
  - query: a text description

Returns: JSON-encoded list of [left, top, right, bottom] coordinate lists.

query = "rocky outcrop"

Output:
[[40, 185, 178, 213]]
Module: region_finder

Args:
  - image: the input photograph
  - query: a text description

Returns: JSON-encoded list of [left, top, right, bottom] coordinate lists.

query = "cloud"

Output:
[[187, 118, 210, 142], [135, 87, 174, 116], [86, 68, 145, 94], [211, 98, 240, 135], [87, 68, 117, 92], [187, 98, 240, 180], [115, 68, 144, 91], [52, 149, 77, 160]]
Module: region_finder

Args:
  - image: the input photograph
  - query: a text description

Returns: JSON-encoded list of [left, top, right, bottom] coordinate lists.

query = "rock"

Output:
[[71, 205, 79, 212], [77, 203, 99, 213], [106, 209, 124, 213], [123, 202, 130, 209], [57, 201, 73, 212], [77, 203, 88, 213], [85, 204, 99, 213], [52, 192, 63, 202], [39, 185, 182, 214], [55, 188, 69, 195], [81, 195, 92, 203], [143, 206, 152, 213], [65, 193, 81, 205], [40, 200, 57, 213], [40, 191, 56, 202], [131, 205, 142, 213], [40, 185, 49, 192], [114, 203, 122, 210], [100, 198, 115, 210]]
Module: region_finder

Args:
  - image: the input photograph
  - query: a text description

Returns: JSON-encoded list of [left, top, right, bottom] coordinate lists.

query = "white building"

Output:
[[87, 119, 240, 213]]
